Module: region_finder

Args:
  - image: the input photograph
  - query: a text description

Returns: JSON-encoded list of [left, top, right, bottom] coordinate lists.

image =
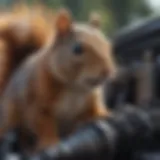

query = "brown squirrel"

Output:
[[0, 8, 116, 152], [0, 4, 53, 96]]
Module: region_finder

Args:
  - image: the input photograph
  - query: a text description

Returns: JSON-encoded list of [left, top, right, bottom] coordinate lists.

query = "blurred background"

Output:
[[0, 0, 158, 36]]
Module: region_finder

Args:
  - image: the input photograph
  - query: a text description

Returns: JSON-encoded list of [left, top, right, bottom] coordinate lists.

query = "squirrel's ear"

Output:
[[55, 8, 72, 35], [89, 12, 101, 29]]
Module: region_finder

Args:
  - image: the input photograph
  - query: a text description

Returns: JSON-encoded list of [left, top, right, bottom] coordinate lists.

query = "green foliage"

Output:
[[62, 0, 83, 19], [102, 0, 152, 30], [1, 0, 153, 35]]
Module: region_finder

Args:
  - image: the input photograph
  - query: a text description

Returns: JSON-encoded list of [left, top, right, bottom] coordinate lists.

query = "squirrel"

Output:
[[0, 8, 117, 152], [0, 4, 53, 96], [0, 6, 102, 96]]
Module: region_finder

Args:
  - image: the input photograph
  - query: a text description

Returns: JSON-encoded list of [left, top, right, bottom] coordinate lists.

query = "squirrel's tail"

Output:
[[0, 3, 55, 96]]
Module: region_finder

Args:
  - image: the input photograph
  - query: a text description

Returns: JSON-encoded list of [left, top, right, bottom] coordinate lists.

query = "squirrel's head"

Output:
[[48, 9, 116, 90]]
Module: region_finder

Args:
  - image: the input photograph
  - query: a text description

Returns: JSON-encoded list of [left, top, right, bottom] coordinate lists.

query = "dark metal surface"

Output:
[[113, 16, 160, 64], [1, 106, 160, 160]]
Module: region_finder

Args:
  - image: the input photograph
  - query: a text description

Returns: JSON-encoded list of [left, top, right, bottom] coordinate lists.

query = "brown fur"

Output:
[[0, 8, 116, 153], [0, 4, 54, 96]]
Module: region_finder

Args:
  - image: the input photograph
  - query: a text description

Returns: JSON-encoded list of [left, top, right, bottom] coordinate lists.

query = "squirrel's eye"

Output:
[[73, 43, 84, 55]]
